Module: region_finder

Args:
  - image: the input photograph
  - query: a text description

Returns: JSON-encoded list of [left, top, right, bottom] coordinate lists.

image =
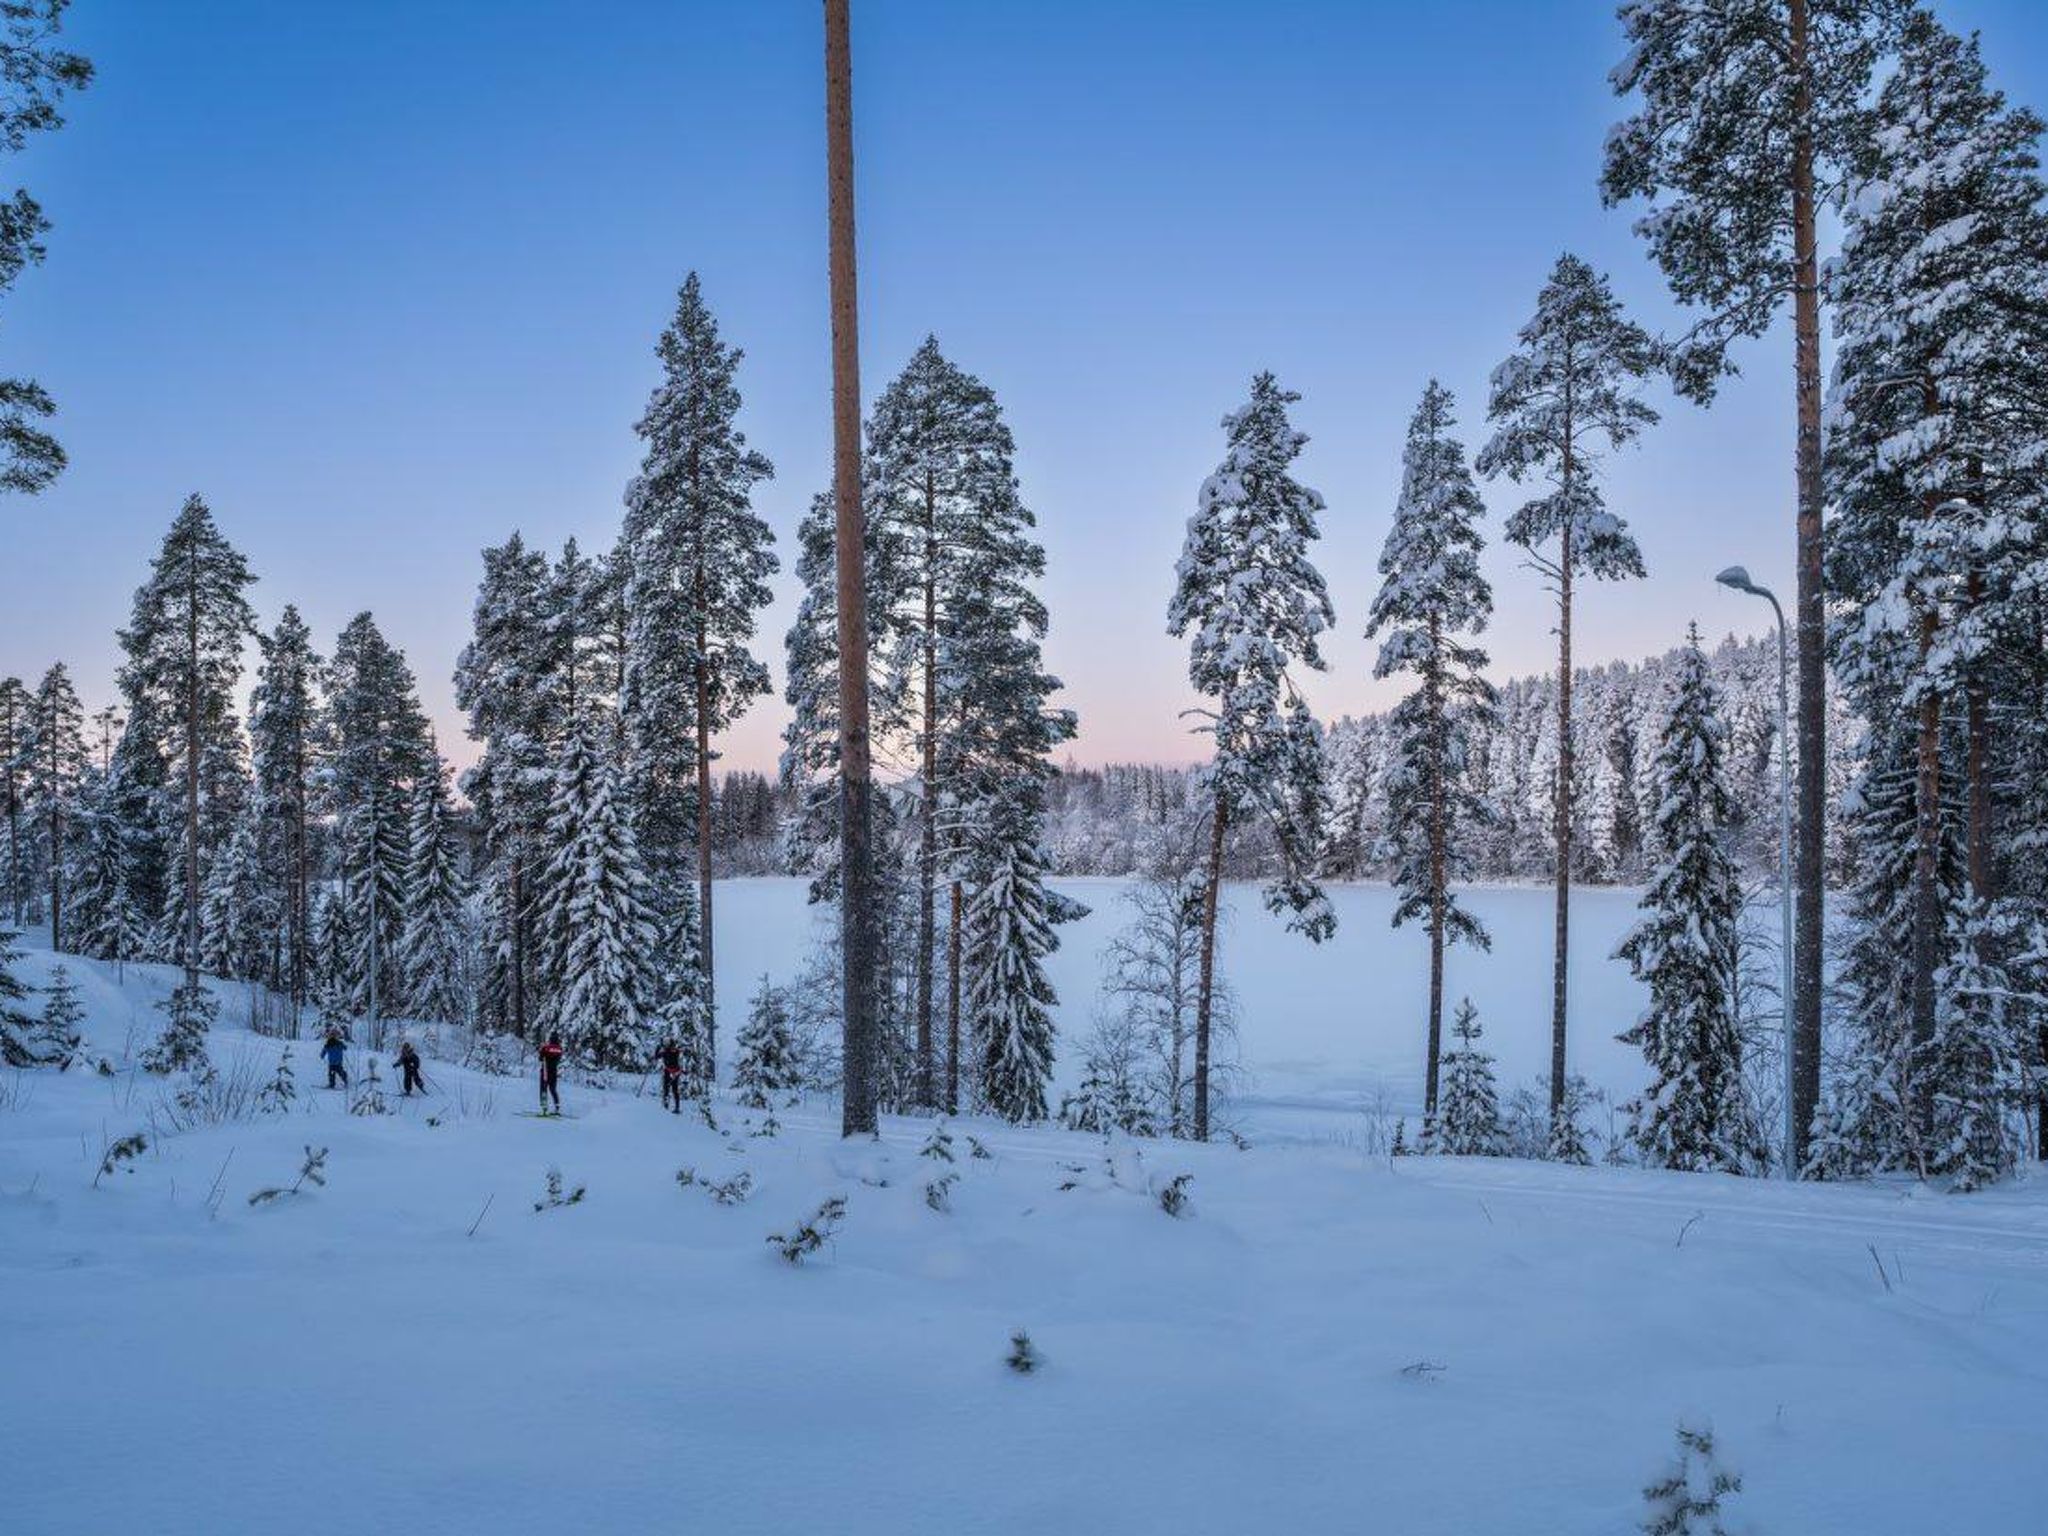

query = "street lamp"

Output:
[[1716, 565, 1795, 1180]]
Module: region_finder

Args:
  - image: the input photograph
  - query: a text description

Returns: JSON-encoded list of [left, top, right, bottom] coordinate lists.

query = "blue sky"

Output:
[[6, 0, 2048, 775]]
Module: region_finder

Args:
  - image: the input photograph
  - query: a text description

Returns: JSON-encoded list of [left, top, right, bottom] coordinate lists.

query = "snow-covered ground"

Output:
[[5, 923, 2045, 1535]]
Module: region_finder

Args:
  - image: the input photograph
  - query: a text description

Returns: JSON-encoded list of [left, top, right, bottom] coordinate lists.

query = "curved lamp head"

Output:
[[1716, 565, 1764, 597]]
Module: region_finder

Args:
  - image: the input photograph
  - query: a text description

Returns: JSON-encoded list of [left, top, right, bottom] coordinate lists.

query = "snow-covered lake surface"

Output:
[[3, 932, 2043, 1536], [715, 876, 1675, 1137]]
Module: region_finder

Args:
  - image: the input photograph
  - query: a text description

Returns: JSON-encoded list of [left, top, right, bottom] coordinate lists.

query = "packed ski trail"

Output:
[[4, 938, 2047, 1535]]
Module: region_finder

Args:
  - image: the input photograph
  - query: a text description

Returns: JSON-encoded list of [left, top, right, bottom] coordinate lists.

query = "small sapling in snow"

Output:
[[1640, 1418, 1742, 1535], [676, 1166, 754, 1206], [924, 1172, 958, 1213], [1156, 1172, 1193, 1217], [920, 1121, 956, 1163], [258, 1047, 297, 1114], [749, 1112, 780, 1139], [766, 1195, 846, 1264], [966, 1134, 993, 1162], [93, 1130, 147, 1188], [1006, 1330, 1042, 1374], [534, 1167, 586, 1212], [248, 1145, 329, 1206]]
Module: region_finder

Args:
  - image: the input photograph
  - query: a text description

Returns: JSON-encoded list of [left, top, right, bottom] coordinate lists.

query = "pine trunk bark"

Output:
[[1910, 607, 1942, 1156], [1963, 565, 1991, 899], [1550, 523, 1575, 1124], [914, 473, 938, 1107], [826, 0, 878, 1138], [1787, 0, 1827, 1175], [1193, 797, 1228, 1142], [946, 879, 962, 1113]]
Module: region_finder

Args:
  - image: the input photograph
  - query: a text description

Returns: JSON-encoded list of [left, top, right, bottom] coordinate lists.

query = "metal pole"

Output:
[[1771, 593, 1795, 1180]]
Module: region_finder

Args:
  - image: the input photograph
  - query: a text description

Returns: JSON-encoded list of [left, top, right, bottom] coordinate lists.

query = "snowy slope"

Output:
[[4, 934, 2044, 1536]]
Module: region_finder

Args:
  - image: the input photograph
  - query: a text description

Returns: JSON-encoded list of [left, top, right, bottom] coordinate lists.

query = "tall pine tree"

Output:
[[23, 661, 81, 950]]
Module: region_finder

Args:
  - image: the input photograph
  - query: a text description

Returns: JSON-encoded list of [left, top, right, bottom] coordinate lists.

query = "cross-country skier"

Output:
[[395, 1038, 424, 1097], [320, 1026, 349, 1090], [656, 1036, 685, 1114], [538, 1032, 565, 1115]]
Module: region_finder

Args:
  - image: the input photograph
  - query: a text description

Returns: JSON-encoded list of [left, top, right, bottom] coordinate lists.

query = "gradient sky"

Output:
[[7, 0, 2048, 778]]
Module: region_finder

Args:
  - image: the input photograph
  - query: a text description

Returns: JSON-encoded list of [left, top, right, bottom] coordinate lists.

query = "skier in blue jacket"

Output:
[[320, 1027, 349, 1090]]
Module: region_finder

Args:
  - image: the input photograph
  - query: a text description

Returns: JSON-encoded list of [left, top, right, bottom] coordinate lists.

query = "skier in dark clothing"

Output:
[[321, 1027, 349, 1090], [538, 1032, 565, 1115], [656, 1037, 685, 1113], [395, 1039, 425, 1097]]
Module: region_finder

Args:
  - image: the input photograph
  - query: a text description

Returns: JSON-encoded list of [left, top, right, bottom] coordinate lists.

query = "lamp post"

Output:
[[1716, 565, 1795, 1179]]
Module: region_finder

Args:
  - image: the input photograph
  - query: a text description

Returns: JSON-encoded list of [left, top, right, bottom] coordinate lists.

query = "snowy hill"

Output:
[[4, 935, 2046, 1535]]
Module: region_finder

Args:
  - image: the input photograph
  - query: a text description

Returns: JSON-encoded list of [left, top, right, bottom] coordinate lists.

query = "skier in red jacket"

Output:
[[538, 1033, 565, 1116]]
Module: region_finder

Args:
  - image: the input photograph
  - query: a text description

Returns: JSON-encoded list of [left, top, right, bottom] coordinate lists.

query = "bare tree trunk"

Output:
[[1550, 527, 1575, 1124], [1424, 620, 1446, 1127], [695, 618, 717, 1062], [826, 0, 878, 1138], [184, 549, 201, 988], [1910, 607, 1941, 1155], [1193, 798, 1228, 1142], [914, 476, 938, 1106], [946, 879, 962, 1113], [1787, 0, 1827, 1174]]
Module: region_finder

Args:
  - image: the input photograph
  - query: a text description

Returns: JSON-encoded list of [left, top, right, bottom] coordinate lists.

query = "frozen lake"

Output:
[[711, 876, 1698, 1139]]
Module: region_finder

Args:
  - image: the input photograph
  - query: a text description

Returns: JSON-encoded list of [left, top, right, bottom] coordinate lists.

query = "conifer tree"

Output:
[[1604, 0, 1907, 1174], [0, 922, 36, 1064], [1434, 998, 1504, 1157], [1365, 380, 1496, 1131], [734, 974, 802, 1109], [67, 765, 142, 965], [23, 660, 82, 950], [116, 496, 257, 985], [249, 606, 322, 1014], [1640, 1418, 1744, 1536], [34, 959, 81, 1066], [621, 273, 776, 1060], [1168, 372, 1338, 1141], [967, 796, 1061, 1124], [399, 756, 468, 1028], [325, 613, 430, 1033], [142, 978, 215, 1075], [1478, 254, 1656, 1131], [0, 0, 90, 496], [1925, 901, 2030, 1191], [197, 805, 265, 982], [543, 718, 659, 1070], [1616, 630, 1751, 1173]]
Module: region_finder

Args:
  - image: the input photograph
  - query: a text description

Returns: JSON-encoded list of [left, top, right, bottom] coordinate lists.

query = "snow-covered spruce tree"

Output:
[[1615, 630, 1753, 1173], [249, 604, 322, 1014], [620, 272, 776, 1062], [1364, 380, 1496, 1133], [197, 804, 266, 983], [1604, 0, 1906, 1178], [734, 974, 802, 1109], [1640, 1417, 1744, 1536], [325, 613, 431, 1035], [1434, 998, 1504, 1157], [67, 766, 143, 966], [115, 496, 258, 983], [1477, 254, 1656, 1133], [543, 717, 659, 1071], [35, 961, 83, 1067], [455, 532, 565, 1040], [967, 794, 1061, 1124], [23, 662, 83, 951], [1826, 14, 2048, 1153], [142, 977, 216, 1075], [1059, 1011, 1158, 1137], [0, 1, 90, 497], [1924, 900, 2031, 1191], [399, 756, 468, 1028], [1168, 372, 1338, 1141], [0, 924, 39, 1065]]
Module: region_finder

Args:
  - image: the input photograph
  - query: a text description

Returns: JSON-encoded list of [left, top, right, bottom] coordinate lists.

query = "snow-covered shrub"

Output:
[[1434, 999, 1505, 1156], [675, 1167, 753, 1206], [1059, 1013, 1159, 1137], [1006, 1330, 1042, 1374], [93, 1131, 147, 1188], [349, 1056, 388, 1116], [766, 1195, 846, 1264], [248, 1145, 329, 1206], [734, 976, 803, 1108], [258, 1048, 297, 1114], [1640, 1417, 1742, 1534], [920, 1121, 956, 1163], [1156, 1172, 1193, 1218], [34, 965, 85, 1068], [533, 1167, 586, 1212], [924, 1172, 959, 1213]]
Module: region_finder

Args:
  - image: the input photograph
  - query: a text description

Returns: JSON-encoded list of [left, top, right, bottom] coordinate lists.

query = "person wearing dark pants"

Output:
[[657, 1038, 685, 1114], [321, 1027, 349, 1090], [538, 1033, 565, 1115], [396, 1040, 425, 1097]]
